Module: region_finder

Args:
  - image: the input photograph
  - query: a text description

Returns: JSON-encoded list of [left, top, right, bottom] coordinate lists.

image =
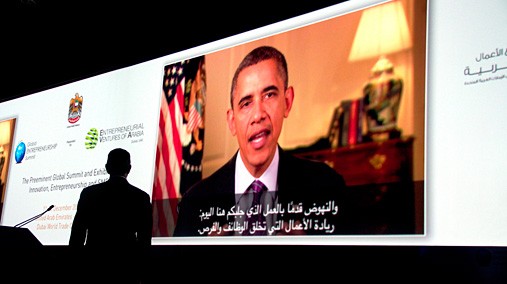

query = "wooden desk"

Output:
[[292, 136, 417, 234]]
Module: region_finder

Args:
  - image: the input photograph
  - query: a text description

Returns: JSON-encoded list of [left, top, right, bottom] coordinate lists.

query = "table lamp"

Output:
[[348, 0, 412, 141]]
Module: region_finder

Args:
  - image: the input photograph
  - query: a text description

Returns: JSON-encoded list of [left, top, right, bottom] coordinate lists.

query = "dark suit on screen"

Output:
[[173, 146, 351, 236]]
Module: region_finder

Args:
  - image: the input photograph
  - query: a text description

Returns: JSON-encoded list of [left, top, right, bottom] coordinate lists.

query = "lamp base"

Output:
[[365, 128, 402, 142], [363, 56, 403, 139]]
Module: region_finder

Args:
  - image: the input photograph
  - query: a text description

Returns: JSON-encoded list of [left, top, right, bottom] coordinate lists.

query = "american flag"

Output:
[[187, 101, 203, 132], [152, 57, 205, 237], [152, 62, 185, 237]]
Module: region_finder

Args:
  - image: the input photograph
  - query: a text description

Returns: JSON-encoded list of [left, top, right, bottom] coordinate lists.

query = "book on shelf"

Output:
[[337, 98, 363, 147]]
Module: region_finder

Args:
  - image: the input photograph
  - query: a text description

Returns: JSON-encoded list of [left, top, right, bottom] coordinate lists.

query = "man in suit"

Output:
[[174, 46, 349, 237], [69, 148, 152, 283]]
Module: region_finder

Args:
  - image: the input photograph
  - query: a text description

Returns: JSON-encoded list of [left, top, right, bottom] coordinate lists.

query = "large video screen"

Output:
[[0, 0, 506, 247]]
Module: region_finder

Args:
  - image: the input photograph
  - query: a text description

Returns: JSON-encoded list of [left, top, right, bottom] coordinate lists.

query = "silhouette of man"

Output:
[[69, 148, 152, 283]]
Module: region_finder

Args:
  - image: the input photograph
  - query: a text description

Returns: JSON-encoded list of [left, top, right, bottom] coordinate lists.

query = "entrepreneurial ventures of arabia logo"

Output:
[[85, 128, 99, 149], [68, 93, 83, 124], [463, 47, 507, 86], [84, 123, 145, 150]]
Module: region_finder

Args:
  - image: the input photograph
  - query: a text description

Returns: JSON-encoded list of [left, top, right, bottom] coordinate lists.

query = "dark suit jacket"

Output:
[[174, 146, 351, 236], [69, 176, 152, 248]]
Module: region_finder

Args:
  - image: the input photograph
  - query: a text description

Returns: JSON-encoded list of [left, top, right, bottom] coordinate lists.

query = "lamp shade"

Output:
[[348, 1, 412, 62]]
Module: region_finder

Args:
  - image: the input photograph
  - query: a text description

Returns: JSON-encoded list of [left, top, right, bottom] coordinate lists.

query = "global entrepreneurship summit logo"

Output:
[[85, 128, 98, 149], [15, 141, 26, 163]]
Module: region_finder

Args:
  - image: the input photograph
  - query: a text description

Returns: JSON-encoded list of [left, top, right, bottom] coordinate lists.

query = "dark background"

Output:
[[2, 0, 507, 282], [2, 0, 345, 103]]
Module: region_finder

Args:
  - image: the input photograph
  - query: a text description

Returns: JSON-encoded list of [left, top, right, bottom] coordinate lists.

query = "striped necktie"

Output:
[[243, 180, 267, 235]]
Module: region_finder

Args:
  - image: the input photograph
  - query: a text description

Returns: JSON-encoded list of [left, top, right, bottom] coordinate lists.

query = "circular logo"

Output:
[[15, 142, 26, 163]]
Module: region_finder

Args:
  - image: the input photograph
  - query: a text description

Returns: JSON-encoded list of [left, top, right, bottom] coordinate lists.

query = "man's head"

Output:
[[227, 46, 294, 177], [105, 148, 131, 177]]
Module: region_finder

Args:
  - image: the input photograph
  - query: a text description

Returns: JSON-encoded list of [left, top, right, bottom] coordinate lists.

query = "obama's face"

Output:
[[227, 59, 294, 178]]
